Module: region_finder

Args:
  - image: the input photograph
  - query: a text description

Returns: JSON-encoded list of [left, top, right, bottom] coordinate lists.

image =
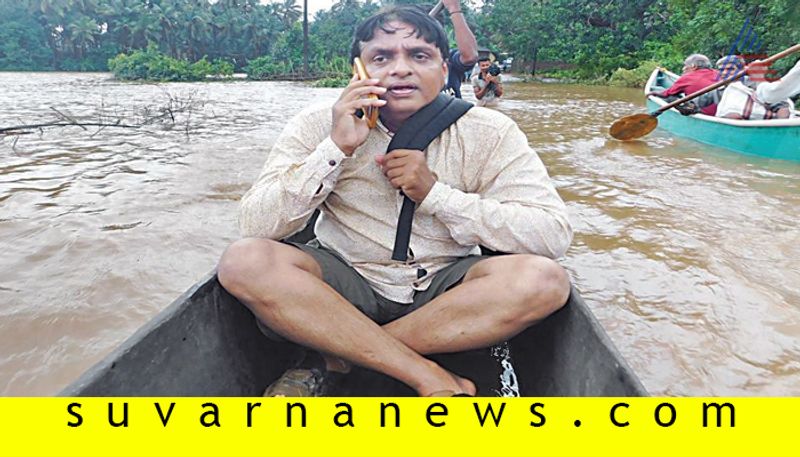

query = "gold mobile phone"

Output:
[[353, 57, 380, 129]]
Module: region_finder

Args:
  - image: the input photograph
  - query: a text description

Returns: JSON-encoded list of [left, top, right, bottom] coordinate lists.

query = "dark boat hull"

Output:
[[61, 270, 647, 396]]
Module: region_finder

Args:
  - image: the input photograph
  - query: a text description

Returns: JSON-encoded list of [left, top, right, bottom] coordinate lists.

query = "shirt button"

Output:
[[328, 159, 336, 166]]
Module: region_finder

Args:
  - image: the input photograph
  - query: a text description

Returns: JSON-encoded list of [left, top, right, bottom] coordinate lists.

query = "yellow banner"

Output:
[[0, 398, 795, 457]]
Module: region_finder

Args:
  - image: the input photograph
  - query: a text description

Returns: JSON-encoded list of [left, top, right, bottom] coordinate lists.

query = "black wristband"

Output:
[[449, 10, 463, 15]]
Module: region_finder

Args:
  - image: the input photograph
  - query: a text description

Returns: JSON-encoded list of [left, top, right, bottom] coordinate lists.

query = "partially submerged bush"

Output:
[[608, 60, 660, 88], [108, 44, 233, 82], [312, 76, 350, 88], [244, 56, 295, 80]]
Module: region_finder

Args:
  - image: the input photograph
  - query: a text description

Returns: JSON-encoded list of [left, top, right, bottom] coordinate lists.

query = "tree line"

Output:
[[478, 0, 800, 78], [1, 0, 798, 80]]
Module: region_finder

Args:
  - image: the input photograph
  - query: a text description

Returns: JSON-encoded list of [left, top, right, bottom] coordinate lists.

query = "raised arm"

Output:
[[755, 59, 800, 104], [444, 0, 478, 66]]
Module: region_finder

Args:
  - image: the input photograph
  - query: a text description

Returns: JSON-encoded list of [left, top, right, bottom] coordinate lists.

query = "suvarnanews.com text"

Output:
[[65, 400, 736, 429]]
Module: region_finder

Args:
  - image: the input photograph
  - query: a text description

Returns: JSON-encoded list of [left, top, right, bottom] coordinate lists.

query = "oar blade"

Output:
[[609, 113, 658, 141]]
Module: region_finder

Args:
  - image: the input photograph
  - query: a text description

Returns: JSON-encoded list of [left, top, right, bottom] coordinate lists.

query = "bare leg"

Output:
[[217, 238, 475, 396], [383, 254, 570, 355]]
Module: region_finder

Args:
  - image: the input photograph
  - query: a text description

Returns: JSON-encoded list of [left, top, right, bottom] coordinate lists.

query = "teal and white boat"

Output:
[[645, 68, 800, 161]]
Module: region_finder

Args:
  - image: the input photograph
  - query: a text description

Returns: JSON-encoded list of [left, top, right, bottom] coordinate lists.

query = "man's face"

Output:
[[479, 61, 491, 73], [718, 63, 739, 77], [360, 21, 447, 121]]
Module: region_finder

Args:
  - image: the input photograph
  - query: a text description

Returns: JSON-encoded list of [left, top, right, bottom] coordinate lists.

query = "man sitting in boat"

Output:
[[715, 58, 796, 120], [648, 54, 719, 115], [217, 6, 572, 397], [674, 55, 747, 116]]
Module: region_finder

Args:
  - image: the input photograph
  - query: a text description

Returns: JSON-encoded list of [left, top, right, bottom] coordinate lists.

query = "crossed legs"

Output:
[[217, 238, 570, 396]]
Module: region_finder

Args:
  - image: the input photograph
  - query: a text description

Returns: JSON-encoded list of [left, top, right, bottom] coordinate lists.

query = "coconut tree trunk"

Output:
[[303, 0, 309, 77]]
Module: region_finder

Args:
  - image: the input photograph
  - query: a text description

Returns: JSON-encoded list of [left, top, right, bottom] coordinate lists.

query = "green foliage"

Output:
[[0, 1, 53, 70], [3, 0, 308, 71], [477, 0, 676, 79], [609, 61, 660, 88], [475, 0, 798, 82], [312, 76, 351, 88], [244, 55, 295, 80], [3, 0, 799, 90], [663, 0, 800, 75], [108, 45, 233, 81]]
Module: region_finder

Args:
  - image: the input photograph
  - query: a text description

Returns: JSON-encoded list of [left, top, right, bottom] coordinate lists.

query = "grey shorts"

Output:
[[256, 239, 489, 341]]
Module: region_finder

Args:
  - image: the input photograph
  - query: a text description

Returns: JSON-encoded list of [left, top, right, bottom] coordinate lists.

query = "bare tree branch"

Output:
[[1, 89, 205, 137]]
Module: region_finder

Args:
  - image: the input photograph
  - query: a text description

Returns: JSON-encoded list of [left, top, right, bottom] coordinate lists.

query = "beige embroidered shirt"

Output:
[[239, 103, 572, 303]]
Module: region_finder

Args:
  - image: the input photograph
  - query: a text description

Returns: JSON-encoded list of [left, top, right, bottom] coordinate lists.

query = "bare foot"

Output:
[[322, 354, 351, 374], [455, 375, 477, 396], [419, 368, 476, 397]]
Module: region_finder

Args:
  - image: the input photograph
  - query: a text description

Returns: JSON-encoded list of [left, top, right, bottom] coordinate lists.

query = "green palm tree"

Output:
[[131, 9, 161, 48], [96, 0, 140, 52], [68, 14, 99, 58], [303, 0, 308, 76], [331, 0, 360, 14], [276, 0, 302, 29], [185, 7, 213, 61]]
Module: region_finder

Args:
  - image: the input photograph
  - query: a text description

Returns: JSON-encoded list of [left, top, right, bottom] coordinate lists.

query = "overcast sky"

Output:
[[297, 1, 484, 18], [304, 0, 337, 17]]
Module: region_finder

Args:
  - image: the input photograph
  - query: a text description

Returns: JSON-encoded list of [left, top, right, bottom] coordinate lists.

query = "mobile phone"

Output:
[[352, 57, 380, 129]]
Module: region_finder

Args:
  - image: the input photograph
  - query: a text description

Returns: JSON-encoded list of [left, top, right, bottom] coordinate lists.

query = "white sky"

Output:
[[290, 0, 483, 19], [292, 1, 484, 19], [305, 0, 338, 17]]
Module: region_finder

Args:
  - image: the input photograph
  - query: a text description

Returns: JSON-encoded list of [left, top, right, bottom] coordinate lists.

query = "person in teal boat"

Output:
[[716, 58, 796, 120], [751, 58, 800, 108], [649, 54, 719, 115], [217, 6, 572, 397], [684, 55, 749, 116]]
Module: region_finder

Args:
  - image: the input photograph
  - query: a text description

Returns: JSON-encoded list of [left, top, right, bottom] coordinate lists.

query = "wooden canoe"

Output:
[[62, 218, 646, 397]]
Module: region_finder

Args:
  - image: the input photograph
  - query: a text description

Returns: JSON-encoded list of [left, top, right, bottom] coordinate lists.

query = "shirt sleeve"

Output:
[[756, 60, 800, 105], [470, 71, 481, 88], [238, 108, 348, 239], [449, 50, 470, 74], [416, 119, 573, 259], [659, 75, 691, 97]]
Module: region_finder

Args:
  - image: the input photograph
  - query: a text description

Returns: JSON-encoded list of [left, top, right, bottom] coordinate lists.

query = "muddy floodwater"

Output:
[[1, 72, 799, 396]]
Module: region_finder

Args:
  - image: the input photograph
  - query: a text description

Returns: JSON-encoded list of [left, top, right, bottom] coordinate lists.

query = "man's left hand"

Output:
[[375, 149, 436, 203]]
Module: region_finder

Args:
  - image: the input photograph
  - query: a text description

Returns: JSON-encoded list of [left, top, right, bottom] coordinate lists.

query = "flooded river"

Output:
[[1, 72, 799, 396]]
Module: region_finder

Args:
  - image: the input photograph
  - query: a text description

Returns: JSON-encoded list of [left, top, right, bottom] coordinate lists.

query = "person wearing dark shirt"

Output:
[[649, 54, 719, 115], [446, 49, 474, 98], [436, 0, 478, 98]]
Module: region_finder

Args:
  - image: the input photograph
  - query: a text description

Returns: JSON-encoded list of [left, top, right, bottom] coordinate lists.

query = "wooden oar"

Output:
[[429, 1, 445, 16], [610, 43, 800, 141]]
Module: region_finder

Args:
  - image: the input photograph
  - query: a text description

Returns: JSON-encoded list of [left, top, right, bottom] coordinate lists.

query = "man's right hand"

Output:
[[443, 0, 462, 13], [331, 75, 387, 156]]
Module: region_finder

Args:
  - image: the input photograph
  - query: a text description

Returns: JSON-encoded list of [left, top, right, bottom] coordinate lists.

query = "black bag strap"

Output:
[[386, 93, 472, 261]]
